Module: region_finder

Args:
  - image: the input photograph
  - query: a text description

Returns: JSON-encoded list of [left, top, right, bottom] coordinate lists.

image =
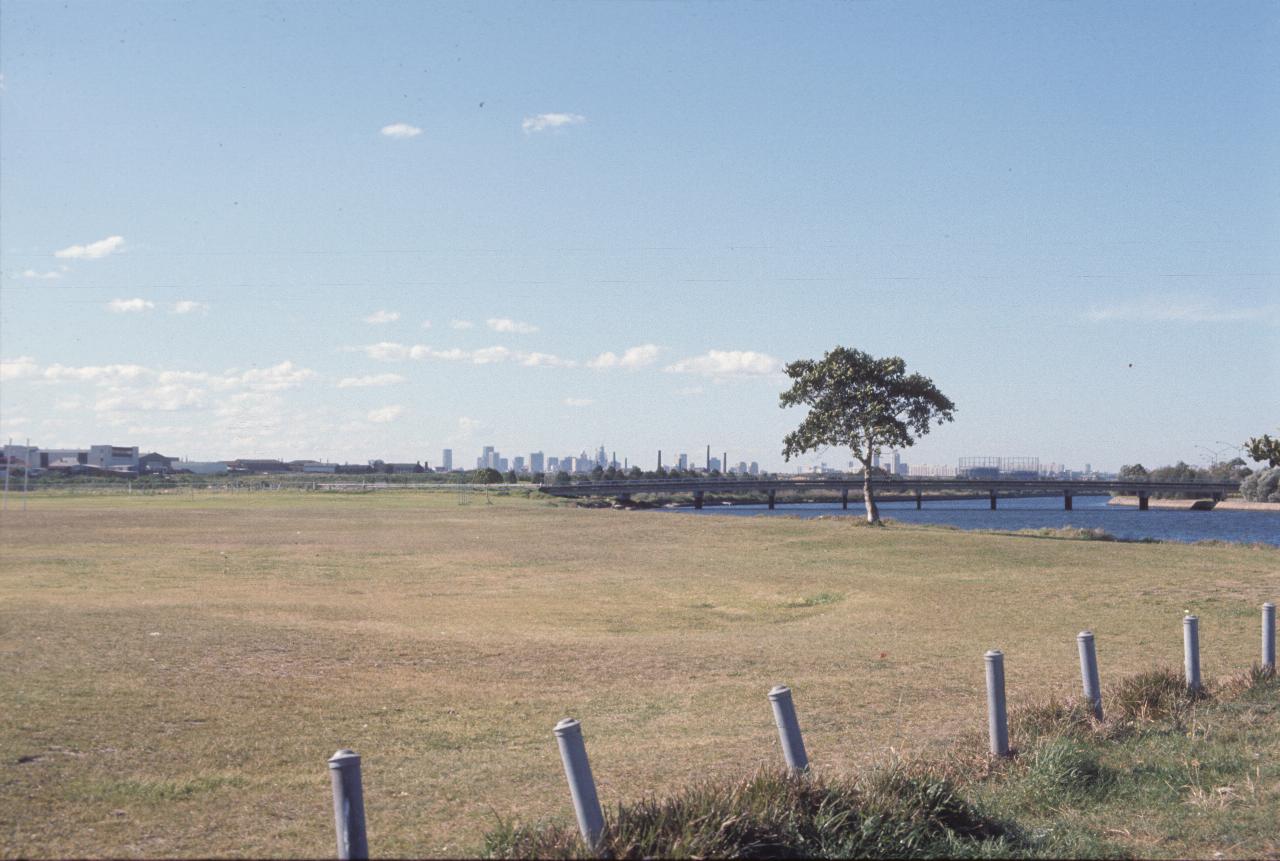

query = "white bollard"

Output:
[[553, 718, 604, 850], [328, 749, 368, 860], [985, 651, 1010, 756], [767, 685, 809, 773], [1184, 615, 1202, 693], [1077, 631, 1103, 721], [1263, 603, 1276, 671]]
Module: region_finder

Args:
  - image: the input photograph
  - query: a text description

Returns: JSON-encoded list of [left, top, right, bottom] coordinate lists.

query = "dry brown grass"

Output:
[[0, 490, 1275, 857]]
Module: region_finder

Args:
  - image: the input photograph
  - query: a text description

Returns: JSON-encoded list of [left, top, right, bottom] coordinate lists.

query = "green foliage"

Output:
[[484, 769, 1023, 859], [1239, 466, 1280, 502], [553, 470, 572, 486], [472, 467, 504, 484], [1118, 463, 1148, 480], [779, 346, 954, 522], [1245, 432, 1280, 468], [504, 469, 518, 483]]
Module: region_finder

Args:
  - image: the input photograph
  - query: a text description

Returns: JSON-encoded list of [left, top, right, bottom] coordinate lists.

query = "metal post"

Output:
[[767, 685, 809, 773], [1064, 490, 1072, 511], [1077, 631, 1103, 721], [767, 489, 776, 510], [1183, 615, 1201, 693], [328, 749, 368, 860], [1263, 603, 1275, 670], [553, 718, 604, 850], [989, 490, 997, 510], [985, 650, 1010, 756]]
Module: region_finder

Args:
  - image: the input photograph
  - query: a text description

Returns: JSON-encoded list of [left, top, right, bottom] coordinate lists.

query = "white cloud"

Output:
[[1085, 300, 1275, 324], [420, 319, 432, 329], [664, 349, 782, 378], [172, 300, 209, 315], [367, 405, 405, 423], [355, 341, 414, 362], [336, 373, 406, 388], [519, 351, 576, 368], [108, 297, 155, 313], [563, 397, 594, 407], [1, 356, 39, 381], [449, 319, 475, 330], [588, 343, 661, 370], [43, 363, 150, 383], [20, 268, 64, 280], [486, 317, 539, 334], [55, 235, 125, 260], [522, 113, 587, 134], [677, 385, 705, 396], [350, 341, 573, 367], [235, 361, 315, 392], [380, 122, 422, 139], [363, 309, 401, 324]]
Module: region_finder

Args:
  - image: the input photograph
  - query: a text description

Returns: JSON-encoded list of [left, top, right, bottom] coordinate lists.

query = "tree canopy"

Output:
[[780, 346, 955, 522], [1246, 432, 1280, 468]]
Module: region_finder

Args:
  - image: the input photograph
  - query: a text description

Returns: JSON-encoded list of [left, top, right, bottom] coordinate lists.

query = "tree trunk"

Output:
[[862, 464, 880, 523]]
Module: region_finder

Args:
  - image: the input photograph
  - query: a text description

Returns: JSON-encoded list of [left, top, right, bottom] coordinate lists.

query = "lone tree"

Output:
[[780, 347, 956, 523]]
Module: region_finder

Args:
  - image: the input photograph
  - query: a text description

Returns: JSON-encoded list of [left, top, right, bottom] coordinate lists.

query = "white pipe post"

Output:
[[767, 685, 809, 773], [328, 749, 368, 860], [985, 650, 1010, 756], [553, 718, 604, 851], [1263, 603, 1276, 671], [1184, 615, 1202, 693], [1077, 631, 1103, 721]]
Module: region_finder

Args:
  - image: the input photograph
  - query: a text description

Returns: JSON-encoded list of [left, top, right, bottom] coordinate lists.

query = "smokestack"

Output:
[[706, 445, 710, 471], [658, 450, 662, 470]]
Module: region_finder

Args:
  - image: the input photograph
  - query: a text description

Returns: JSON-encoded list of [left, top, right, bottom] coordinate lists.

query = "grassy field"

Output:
[[0, 490, 1276, 858]]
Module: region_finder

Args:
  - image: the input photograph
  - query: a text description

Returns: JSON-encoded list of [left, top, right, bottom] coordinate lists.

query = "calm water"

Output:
[[672, 494, 1279, 546]]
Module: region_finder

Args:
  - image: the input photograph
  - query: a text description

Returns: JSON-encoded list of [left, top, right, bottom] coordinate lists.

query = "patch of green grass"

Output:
[[782, 592, 844, 609], [83, 774, 247, 803]]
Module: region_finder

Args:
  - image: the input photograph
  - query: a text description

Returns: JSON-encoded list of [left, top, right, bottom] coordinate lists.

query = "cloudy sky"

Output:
[[1, 1, 1277, 470]]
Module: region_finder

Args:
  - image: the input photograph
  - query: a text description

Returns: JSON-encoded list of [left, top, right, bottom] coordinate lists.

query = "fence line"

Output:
[[327, 602, 1275, 858]]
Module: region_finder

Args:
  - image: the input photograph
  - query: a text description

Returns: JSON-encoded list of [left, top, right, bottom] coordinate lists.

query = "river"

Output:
[[669, 494, 1279, 546]]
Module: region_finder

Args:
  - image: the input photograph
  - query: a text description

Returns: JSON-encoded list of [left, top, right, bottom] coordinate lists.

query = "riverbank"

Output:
[[1109, 496, 1280, 512]]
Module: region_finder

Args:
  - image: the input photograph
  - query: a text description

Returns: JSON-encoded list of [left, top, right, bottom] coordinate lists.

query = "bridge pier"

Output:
[[841, 488, 849, 510], [1064, 490, 1073, 511], [915, 490, 922, 510], [989, 490, 997, 510], [694, 491, 704, 510], [1138, 492, 1149, 511], [767, 489, 776, 510]]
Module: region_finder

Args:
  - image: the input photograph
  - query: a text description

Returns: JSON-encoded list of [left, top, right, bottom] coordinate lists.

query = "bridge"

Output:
[[538, 477, 1240, 511]]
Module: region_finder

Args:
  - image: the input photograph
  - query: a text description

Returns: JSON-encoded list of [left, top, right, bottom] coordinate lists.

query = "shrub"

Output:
[[1239, 466, 1280, 502]]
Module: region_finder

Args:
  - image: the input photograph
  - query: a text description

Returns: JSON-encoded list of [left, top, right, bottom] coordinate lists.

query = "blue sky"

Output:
[[2, 0, 1277, 471]]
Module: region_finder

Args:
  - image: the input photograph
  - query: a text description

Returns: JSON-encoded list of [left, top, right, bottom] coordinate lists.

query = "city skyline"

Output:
[[2, 2, 1277, 472]]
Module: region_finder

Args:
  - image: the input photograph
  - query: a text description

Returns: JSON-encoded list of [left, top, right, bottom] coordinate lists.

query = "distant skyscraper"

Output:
[[749, 461, 759, 476], [596, 445, 607, 467], [709, 456, 721, 472], [547, 456, 560, 472], [678, 452, 689, 471], [530, 451, 544, 473], [513, 456, 525, 473], [481, 446, 495, 469], [442, 449, 452, 471]]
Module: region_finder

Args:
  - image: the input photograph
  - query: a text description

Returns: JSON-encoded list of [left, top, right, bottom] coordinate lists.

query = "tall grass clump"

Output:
[[483, 768, 1029, 859]]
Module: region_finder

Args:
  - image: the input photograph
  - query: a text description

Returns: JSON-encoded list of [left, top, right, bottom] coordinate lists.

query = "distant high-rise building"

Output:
[[596, 445, 607, 467], [749, 461, 759, 476], [892, 451, 901, 475], [513, 456, 525, 473], [871, 451, 881, 469], [547, 456, 560, 472], [481, 445, 495, 470], [709, 456, 721, 473], [496, 457, 509, 472], [530, 451, 544, 474], [442, 449, 453, 471], [678, 452, 689, 471]]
